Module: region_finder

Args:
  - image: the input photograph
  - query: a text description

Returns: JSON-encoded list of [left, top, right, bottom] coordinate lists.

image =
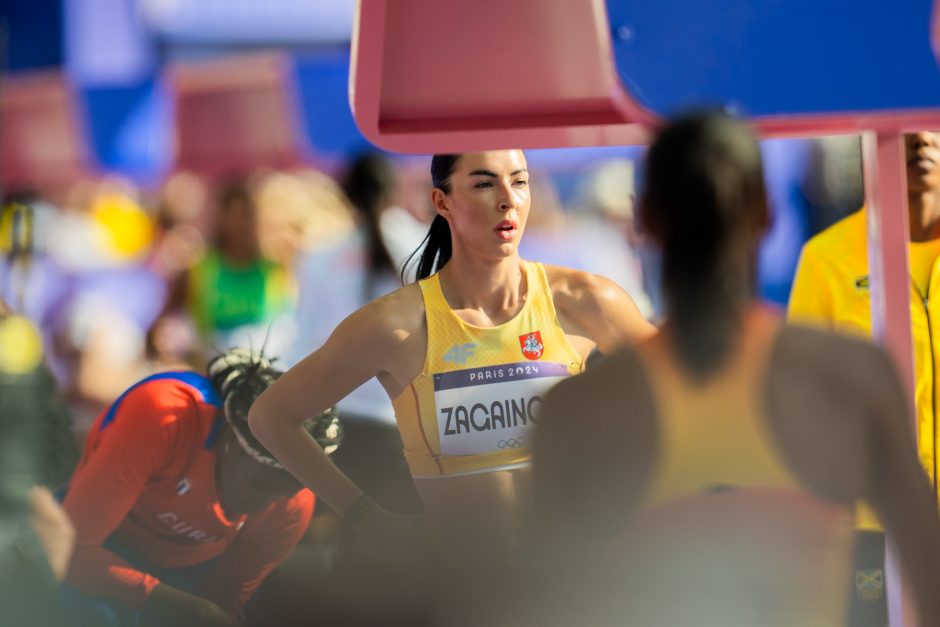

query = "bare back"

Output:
[[532, 308, 940, 625]]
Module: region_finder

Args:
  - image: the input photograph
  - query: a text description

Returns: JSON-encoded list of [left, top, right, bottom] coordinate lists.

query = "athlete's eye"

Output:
[[513, 179, 528, 187], [474, 181, 494, 189]]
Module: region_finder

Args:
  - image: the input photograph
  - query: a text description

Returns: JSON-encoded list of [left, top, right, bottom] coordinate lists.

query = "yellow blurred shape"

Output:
[[93, 193, 154, 259], [0, 316, 44, 375]]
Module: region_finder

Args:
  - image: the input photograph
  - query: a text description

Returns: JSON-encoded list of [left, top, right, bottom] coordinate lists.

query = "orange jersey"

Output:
[[63, 372, 313, 613]]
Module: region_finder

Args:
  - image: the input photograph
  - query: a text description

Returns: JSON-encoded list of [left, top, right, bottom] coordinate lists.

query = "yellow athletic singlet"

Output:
[[625, 310, 854, 626], [392, 262, 583, 477], [909, 238, 940, 298]]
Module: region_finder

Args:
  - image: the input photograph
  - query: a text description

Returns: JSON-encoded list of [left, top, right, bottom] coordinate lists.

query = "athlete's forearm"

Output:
[[248, 394, 363, 516]]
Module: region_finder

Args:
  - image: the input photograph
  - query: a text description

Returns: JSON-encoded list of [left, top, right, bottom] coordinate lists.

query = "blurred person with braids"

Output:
[[60, 348, 342, 627], [249, 149, 654, 576], [0, 302, 77, 627], [524, 113, 940, 627]]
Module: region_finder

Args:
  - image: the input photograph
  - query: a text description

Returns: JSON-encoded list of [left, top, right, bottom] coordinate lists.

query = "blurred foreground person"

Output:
[[61, 349, 342, 627], [0, 306, 77, 627], [529, 113, 940, 627]]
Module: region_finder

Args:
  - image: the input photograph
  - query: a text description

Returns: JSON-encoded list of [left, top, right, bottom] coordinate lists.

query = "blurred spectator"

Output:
[[147, 171, 208, 281], [159, 182, 296, 362], [341, 153, 405, 297], [336, 154, 434, 284], [143, 172, 209, 371], [573, 159, 653, 317], [254, 168, 357, 270], [801, 135, 865, 236], [2, 181, 167, 432], [0, 192, 75, 355], [0, 304, 78, 627]]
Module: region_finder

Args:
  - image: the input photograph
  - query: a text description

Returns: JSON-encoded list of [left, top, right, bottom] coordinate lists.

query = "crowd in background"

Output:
[[0, 138, 864, 444], [0, 122, 919, 627]]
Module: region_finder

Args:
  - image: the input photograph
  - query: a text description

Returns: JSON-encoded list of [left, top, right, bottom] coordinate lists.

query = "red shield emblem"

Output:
[[519, 331, 544, 360]]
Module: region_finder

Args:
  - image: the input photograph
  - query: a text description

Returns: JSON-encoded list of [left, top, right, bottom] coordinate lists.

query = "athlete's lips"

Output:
[[909, 151, 938, 168], [495, 220, 518, 241]]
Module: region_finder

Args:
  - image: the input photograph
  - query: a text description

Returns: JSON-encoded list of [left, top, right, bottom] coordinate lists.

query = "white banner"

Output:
[[433, 362, 569, 456]]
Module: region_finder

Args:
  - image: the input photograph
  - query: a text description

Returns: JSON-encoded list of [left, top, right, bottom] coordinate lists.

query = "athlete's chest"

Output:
[[424, 316, 580, 456]]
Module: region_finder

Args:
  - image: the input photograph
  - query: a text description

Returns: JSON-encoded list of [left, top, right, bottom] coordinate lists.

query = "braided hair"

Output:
[[207, 349, 343, 468]]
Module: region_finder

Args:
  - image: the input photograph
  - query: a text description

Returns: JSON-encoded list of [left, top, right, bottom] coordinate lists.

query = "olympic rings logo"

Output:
[[497, 438, 526, 449]]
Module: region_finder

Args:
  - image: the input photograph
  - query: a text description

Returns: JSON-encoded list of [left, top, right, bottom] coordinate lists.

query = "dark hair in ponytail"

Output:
[[402, 154, 460, 282], [640, 111, 767, 379]]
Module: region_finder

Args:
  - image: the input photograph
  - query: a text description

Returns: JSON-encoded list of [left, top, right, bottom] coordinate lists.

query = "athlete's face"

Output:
[[216, 430, 303, 515], [905, 131, 940, 195], [432, 151, 530, 260]]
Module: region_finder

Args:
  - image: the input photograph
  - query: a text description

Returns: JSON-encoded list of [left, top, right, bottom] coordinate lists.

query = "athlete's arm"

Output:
[[548, 266, 656, 354], [249, 289, 421, 516], [862, 347, 940, 626]]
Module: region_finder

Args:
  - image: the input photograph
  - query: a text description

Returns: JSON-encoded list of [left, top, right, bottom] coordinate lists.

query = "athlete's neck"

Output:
[[909, 189, 940, 242], [438, 255, 527, 326]]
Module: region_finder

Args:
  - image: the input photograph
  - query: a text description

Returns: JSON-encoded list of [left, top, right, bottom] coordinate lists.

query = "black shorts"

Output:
[[847, 530, 887, 627]]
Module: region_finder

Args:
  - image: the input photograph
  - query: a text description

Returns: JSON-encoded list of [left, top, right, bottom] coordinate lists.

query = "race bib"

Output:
[[433, 362, 569, 456]]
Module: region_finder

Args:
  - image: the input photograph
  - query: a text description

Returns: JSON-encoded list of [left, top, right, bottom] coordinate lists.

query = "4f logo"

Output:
[[443, 343, 477, 365], [519, 331, 544, 360]]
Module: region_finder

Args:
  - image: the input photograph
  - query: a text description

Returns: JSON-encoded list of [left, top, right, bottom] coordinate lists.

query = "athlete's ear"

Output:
[[431, 187, 451, 220]]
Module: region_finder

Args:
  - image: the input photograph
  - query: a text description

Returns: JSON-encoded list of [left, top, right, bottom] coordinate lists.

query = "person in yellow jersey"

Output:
[[248, 150, 654, 558], [524, 113, 940, 627], [789, 130, 940, 626]]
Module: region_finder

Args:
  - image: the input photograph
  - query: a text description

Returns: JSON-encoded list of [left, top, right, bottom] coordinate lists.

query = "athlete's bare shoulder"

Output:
[[541, 263, 656, 352], [766, 324, 907, 502], [773, 324, 900, 402], [357, 282, 426, 336], [324, 282, 427, 372]]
